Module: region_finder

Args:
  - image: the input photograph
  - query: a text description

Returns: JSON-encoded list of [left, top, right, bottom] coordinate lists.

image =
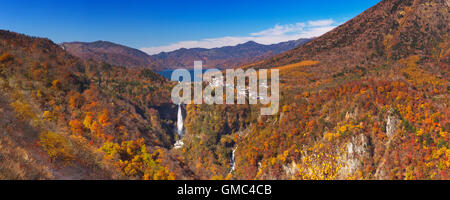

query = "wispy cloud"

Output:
[[307, 19, 335, 27], [141, 19, 339, 55]]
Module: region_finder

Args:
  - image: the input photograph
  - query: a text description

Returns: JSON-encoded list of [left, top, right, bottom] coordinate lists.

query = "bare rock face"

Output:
[[338, 134, 370, 179], [386, 108, 400, 139], [283, 161, 298, 178], [374, 164, 388, 180], [345, 107, 358, 121], [375, 108, 402, 179]]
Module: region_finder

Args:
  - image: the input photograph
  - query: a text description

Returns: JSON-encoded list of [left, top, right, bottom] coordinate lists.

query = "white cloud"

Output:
[[141, 19, 339, 55], [308, 19, 334, 27], [250, 23, 306, 36]]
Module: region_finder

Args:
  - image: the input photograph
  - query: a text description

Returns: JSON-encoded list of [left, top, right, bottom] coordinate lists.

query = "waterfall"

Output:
[[177, 104, 184, 137], [174, 104, 185, 149], [230, 147, 237, 173]]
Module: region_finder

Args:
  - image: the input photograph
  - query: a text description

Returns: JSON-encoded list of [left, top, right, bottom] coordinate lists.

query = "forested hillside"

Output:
[[180, 0, 449, 180], [0, 30, 194, 179], [0, 0, 448, 180], [60, 41, 157, 70]]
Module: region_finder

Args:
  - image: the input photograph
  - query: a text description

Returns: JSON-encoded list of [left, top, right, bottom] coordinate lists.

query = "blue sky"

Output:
[[0, 0, 381, 54]]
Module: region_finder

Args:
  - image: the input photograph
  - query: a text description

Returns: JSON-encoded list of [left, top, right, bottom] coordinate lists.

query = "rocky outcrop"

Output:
[[338, 134, 370, 179], [385, 108, 400, 139], [374, 108, 401, 179]]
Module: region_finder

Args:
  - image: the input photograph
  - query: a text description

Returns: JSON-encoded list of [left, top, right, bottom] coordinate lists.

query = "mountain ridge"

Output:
[[61, 38, 312, 71], [249, 0, 449, 71], [60, 40, 156, 69], [151, 38, 312, 70]]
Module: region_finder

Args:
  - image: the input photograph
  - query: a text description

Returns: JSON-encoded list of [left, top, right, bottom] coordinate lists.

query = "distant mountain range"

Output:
[[151, 38, 312, 70], [61, 38, 312, 71]]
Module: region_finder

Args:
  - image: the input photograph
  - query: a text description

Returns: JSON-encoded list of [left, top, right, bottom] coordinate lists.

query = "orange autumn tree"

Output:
[[69, 119, 84, 136], [0, 52, 13, 63], [68, 91, 84, 110], [98, 109, 111, 127]]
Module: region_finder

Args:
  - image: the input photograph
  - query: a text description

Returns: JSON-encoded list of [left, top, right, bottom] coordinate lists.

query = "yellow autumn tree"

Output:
[[39, 131, 74, 163], [83, 112, 94, 129]]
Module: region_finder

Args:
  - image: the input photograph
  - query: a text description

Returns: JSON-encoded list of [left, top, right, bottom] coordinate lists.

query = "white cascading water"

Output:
[[229, 147, 237, 173], [174, 104, 184, 149], [177, 104, 184, 137]]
